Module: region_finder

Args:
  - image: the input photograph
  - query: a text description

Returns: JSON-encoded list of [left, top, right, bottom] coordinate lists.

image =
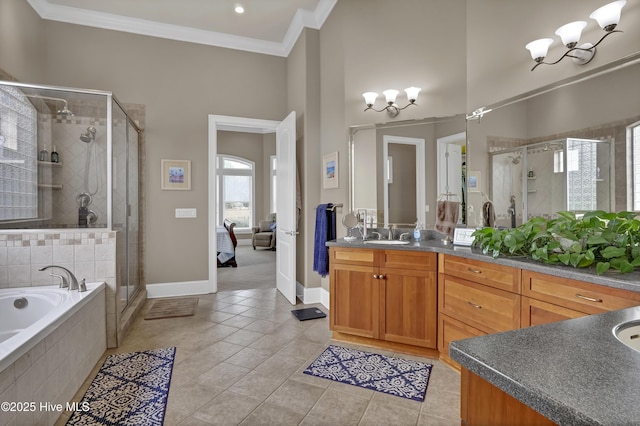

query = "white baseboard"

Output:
[[296, 282, 330, 309], [146, 280, 213, 298]]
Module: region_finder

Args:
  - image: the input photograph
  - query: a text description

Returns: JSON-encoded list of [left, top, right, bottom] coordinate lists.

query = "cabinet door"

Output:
[[521, 296, 587, 327], [379, 268, 437, 348], [330, 262, 379, 338]]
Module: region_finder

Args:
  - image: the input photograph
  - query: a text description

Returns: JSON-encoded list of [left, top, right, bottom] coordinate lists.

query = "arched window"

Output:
[[216, 155, 255, 230]]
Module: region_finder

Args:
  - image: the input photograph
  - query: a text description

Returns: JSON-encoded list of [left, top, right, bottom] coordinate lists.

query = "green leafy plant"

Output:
[[472, 211, 640, 274]]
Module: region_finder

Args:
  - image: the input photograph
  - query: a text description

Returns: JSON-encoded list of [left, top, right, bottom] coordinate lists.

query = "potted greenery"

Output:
[[472, 211, 640, 274]]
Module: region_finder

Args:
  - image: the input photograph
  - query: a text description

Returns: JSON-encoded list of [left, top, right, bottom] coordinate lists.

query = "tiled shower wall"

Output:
[[0, 231, 119, 347], [38, 115, 109, 228]]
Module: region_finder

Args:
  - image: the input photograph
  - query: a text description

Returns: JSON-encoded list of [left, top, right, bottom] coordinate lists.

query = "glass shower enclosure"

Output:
[[490, 138, 614, 227], [0, 81, 142, 311]]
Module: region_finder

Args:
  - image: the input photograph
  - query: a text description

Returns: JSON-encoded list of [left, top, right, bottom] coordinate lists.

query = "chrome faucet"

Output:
[[39, 265, 86, 292], [387, 224, 395, 240]]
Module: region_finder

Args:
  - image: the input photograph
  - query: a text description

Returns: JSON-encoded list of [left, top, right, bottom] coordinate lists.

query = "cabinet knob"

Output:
[[373, 274, 379, 279], [372, 274, 385, 280]]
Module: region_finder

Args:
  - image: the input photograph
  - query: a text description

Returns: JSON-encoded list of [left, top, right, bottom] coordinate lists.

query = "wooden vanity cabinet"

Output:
[[329, 248, 379, 338], [521, 270, 640, 327], [329, 247, 437, 349], [438, 254, 521, 365]]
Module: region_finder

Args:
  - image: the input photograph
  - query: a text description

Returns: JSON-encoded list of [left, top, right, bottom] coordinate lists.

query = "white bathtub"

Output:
[[0, 282, 105, 374]]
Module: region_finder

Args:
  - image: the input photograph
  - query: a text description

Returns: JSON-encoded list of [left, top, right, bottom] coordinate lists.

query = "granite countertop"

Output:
[[327, 237, 640, 294], [449, 306, 640, 425]]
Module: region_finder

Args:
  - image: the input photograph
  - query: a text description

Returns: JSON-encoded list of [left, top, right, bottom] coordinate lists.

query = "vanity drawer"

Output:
[[438, 313, 485, 359], [439, 274, 521, 333], [381, 250, 436, 271], [439, 254, 521, 293], [330, 247, 375, 266], [522, 270, 640, 315]]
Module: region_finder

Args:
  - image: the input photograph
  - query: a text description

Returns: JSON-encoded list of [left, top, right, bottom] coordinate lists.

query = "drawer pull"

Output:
[[575, 293, 603, 303], [467, 301, 482, 309], [467, 268, 482, 274]]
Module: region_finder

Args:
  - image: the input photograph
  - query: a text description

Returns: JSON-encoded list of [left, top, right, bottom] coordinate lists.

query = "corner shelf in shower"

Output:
[[37, 183, 63, 190], [37, 161, 63, 168]]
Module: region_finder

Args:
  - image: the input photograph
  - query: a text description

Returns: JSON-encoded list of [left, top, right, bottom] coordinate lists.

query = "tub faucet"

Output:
[[38, 265, 85, 292]]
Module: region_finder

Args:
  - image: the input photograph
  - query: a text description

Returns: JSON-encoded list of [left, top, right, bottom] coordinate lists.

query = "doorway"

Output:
[[208, 114, 297, 304]]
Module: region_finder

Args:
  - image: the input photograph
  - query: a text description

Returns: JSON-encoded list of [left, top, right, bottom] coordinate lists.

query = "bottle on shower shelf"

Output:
[[39, 145, 49, 162], [50, 146, 59, 163]]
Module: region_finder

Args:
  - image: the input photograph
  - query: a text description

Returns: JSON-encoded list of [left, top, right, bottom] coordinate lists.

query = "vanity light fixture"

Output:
[[525, 0, 626, 71], [362, 87, 421, 117]]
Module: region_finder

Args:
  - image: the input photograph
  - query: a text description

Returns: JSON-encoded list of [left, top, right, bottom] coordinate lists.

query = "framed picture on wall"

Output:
[[161, 159, 191, 190], [323, 152, 339, 189], [468, 171, 481, 192]]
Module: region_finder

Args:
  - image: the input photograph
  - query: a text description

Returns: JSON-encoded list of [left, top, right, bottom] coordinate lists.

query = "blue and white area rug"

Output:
[[303, 345, 432, 401], [66, 347, 176, 426]]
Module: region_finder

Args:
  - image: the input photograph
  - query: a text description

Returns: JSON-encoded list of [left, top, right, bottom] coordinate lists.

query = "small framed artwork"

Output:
[[468, 171, 481, 193], [161, 159, 191, 190], [323, 152, 339, 189]]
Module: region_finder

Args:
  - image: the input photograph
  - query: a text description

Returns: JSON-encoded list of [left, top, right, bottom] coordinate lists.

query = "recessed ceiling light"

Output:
[[235, 5, 245, 14]]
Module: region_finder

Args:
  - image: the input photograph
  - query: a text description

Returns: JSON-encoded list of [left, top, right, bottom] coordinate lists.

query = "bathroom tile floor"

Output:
[[57, 288, 461, 426]]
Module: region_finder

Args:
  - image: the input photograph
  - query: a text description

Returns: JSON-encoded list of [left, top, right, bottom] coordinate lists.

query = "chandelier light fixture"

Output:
[[525, 0, 626, 71], [362, 87, 421, 117]]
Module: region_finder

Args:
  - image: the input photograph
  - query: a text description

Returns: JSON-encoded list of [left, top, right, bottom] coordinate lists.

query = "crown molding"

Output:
[[27, 0, 337, 57]]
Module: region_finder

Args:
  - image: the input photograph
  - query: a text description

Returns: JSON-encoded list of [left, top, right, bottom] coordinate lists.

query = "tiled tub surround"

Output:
[[0, 283, 106, 426], [0, 231, 120, 347]]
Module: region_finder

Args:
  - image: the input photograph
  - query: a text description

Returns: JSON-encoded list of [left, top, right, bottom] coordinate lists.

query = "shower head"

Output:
[[57, 103, 74, 116], [508, 154, 522, 164], [80, 126, 97, 143]]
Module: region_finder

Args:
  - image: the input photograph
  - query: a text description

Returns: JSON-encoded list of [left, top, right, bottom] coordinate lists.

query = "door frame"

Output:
[[382, 135, 426, 226], [208, 114, 280, 293]]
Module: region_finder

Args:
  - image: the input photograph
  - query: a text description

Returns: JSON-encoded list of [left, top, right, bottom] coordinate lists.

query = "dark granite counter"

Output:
[[326, 237, 640, 294], [449, 306, 640, 425]]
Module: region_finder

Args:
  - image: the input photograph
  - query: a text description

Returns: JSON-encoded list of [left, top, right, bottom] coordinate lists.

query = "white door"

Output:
[[276, 111, 297, 304]]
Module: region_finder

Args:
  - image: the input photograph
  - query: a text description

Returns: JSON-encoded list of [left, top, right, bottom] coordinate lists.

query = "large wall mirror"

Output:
[[466, 55, 640, 229], [348, 114, 467, 229]]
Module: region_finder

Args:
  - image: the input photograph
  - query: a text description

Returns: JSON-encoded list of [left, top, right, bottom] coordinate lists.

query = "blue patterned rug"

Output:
[[66, 347, 176, 426], [303, 345, 432, 401]]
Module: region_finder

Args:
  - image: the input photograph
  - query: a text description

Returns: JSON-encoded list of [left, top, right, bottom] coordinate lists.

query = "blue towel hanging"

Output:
[[313, 203, 335, 277]]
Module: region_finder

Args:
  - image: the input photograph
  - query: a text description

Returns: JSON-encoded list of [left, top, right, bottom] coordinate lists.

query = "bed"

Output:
[[217, 219, 237, 267]]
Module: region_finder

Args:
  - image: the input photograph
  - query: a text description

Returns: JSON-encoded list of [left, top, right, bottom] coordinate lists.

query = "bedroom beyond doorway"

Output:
[[217, 244, 276, 292]]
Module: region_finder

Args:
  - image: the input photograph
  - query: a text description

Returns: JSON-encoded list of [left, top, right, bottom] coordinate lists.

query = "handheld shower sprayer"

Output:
[[80, 126, 97, 143]]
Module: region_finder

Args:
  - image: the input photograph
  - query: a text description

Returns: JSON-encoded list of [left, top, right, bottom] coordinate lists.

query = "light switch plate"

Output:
[[175, 208, 197, 218]]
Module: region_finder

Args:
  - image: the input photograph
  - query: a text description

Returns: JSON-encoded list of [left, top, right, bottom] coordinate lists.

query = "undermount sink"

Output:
[[613, 320, 640, 353], [363, 240, 410, 245]]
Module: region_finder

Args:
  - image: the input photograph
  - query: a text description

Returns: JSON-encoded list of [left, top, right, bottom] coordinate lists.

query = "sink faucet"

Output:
[[39, 265, 86, 292], [387, 224, 395, 240]]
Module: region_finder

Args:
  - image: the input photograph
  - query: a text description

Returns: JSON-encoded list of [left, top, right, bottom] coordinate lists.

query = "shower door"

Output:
[[112, 100, 141, 312]]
